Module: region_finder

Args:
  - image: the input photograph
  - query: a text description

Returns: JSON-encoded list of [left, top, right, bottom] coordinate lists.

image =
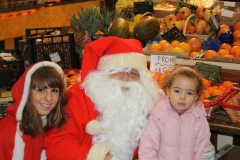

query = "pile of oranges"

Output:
[[204, 43, 240, 60], [200, 79, 234, 102], [148, 38, 202, 57], [65, 69, 81, 86]]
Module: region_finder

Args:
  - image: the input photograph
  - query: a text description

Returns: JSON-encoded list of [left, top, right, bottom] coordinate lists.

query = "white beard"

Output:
[[82, 69, 162, 160]]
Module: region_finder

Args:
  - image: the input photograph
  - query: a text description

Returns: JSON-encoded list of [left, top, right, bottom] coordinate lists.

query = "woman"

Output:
[[0, 61, 67, 160]]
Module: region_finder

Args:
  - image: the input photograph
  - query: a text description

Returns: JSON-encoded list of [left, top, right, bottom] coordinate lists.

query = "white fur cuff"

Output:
[[86, 120, 102, 135], [87, 143, 110, 160]]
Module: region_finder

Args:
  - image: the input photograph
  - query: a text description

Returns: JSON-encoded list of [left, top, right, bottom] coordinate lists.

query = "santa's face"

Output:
[[109, 68, 140, 82]]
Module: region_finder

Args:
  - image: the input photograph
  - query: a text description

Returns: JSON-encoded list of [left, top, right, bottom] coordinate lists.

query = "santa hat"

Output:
[[81, 36, 147, 81]]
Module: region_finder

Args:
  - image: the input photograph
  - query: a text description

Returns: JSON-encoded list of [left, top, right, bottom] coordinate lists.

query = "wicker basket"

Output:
[[221, 87, 240, 124], [183, 14, 214, 43], [204, 87, 235, 119]]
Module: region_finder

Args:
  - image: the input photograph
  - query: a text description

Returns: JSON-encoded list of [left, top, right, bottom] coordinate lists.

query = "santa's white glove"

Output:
[[87, 143, 110, 160], [200, 143, 215, 160]]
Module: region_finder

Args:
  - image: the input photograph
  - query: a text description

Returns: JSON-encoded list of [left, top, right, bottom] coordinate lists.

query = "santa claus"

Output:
[[83, 39, 163, 159]]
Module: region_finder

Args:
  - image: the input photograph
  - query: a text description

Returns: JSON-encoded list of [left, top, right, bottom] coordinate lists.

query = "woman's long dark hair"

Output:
[[20, 66, 67, 137]]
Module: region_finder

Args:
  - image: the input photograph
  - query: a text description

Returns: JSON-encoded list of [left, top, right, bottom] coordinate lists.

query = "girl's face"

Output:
[[166, 76, 198, 113], [31, 86, 60, 116]]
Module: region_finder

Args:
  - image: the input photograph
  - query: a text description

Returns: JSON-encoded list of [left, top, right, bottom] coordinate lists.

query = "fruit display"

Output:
[[64, 69, 81, 87]]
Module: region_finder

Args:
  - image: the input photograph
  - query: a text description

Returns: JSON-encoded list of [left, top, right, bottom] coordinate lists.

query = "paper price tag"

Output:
[[223, 2, 236, 7], [49, 52, 61, 62], [221, 9, 234, 18], [150, 55, 176, 74]]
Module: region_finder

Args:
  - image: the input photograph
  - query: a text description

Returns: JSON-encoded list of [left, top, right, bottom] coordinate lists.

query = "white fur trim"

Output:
[[16, 61, 65, 121], [40, 150, 47, 160], [97, 53, 147, 71], [87, 143, 110, 160], [12, 123, 24, 160], [86, 120, 102, 135]]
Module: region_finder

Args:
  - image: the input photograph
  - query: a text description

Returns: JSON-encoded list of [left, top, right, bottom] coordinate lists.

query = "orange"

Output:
[[218, 49, 230, 56], [211, 89, 223, 96], [189, 51, 200, 57], [202, 78, 211, 89], [148, 43, 162, 51], [207, 86, 218, 96], [218, 24, 230, 37], [224, 54, 234, 58], [158, 39, 169, 46], [235, 51, 240, 58], [222, 81, 233, 88], [68, 69, 77, 75], [171, 46, 184, 52], [204, 89, 211, 98], [233, 30, 240, 41], [218, 85, 228, 92], [187, 38, 202, 52], [204, 50, 218, 60], [232, 41, 240, 46], [230, 45, 240, 57], [68, 74, 79, 84], [160, 43, 174, 51], [234, 21, 240, 31], [171, 40, 180, 47], [178, 42, 191, 53], [218, 43, 232, 52]]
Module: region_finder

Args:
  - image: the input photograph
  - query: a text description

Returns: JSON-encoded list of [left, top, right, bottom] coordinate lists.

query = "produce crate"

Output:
[[27, 33, 79, 69], [25, 27, 63, 40], [0, 49, 25, 90]]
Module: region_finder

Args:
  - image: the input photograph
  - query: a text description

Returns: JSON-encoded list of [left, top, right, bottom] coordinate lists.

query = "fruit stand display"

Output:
[[67, 0, 240, 124]]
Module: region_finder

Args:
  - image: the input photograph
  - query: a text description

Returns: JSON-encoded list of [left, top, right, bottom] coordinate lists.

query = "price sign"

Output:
[[49, 52, 61, 62], [162, 26, 186, 42], [150, 55, 176, 74], [195, 62, 221, 84], [208, 13, 220, 36], [134, 2, 154, 15]]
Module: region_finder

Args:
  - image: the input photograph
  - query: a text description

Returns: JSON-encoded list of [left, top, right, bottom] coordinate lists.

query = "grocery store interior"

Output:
[[1, 0, 240, 159]]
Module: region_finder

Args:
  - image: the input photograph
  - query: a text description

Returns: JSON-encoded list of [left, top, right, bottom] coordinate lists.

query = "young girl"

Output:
[[0, 61, 67, 160], [139, 66, 211, 160]]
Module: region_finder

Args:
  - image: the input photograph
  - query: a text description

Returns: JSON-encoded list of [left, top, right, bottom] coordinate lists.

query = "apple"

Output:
[[164, 14, 177, 26], [178, 7, 192, 20], [196, 6, 206, 19]]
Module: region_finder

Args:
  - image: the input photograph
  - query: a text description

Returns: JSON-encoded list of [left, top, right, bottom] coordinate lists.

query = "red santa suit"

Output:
[[46, 36, 162, 160], [0, 61, 65, 160]]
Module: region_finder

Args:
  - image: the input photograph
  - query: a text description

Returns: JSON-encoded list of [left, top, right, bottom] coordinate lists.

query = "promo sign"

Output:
[[150, 55, 176, 74]]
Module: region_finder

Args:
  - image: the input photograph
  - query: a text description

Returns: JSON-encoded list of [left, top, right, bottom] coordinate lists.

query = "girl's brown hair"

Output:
[[161, 65, 204, 98], [20, 66, 67, 137]]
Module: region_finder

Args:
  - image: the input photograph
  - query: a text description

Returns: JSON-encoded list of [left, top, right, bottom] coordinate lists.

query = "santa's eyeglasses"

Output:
[[109, 69, 140, 81]]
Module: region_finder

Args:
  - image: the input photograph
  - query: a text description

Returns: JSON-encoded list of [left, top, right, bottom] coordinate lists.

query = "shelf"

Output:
[[146, 56, 240, 71]]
